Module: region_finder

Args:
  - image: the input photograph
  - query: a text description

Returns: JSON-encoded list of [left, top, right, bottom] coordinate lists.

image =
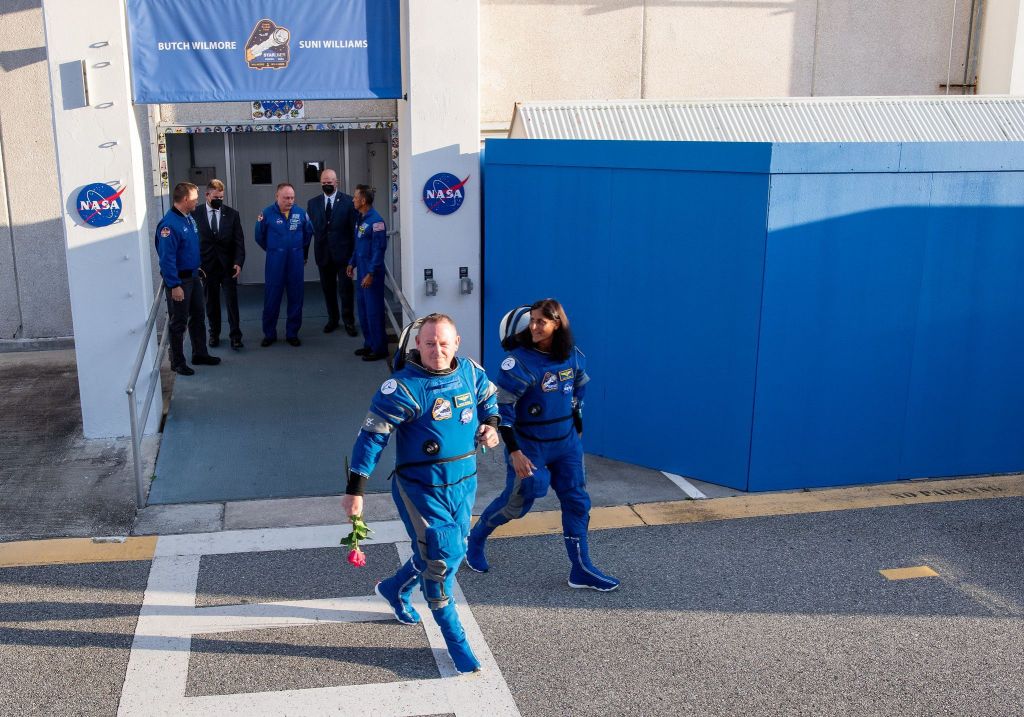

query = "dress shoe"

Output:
[[344, 324, 358, 337], [287, 337, 302, 347], [208, 336, 220, 348], [172, 364, 195, 376], [354, 347, 371, 356], [261, 337, 275, 347], [362, 351, 388, 362], [192, 354, 221, 366], [230, 338, 243, 349], [323, 321, 339, 334]]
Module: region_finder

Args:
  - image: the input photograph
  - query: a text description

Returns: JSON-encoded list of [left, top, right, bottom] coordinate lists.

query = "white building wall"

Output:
[[0, 0, 1002, 343], [481, 0, 975, 126], [0, 0, 72, 339]]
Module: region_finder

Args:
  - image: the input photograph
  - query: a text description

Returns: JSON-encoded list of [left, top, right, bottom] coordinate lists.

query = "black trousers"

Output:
[[165, 276, 210, 368], [203, 268, 242, 340], [318, 257, 355, 327]]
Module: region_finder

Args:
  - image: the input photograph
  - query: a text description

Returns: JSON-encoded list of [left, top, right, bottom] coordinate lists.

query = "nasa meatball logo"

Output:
[[245, 19, 291, 70], [459, 408, 473, 424], [501, 357, 516, 371], [380, 379, 397, 395], [75, 183, 125, 228], [422, 172, 469, 215]]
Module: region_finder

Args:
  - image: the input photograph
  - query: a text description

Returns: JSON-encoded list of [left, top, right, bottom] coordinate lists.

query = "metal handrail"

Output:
[[382, 231, 416, 336], [125, 278, 169, 508]]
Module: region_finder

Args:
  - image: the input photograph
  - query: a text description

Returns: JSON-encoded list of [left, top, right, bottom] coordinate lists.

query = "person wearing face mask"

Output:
[[192, 179, 246, 349], [341, 314, 501, 673], [466, 298, 619, 592], [307, 168, 358, 336]]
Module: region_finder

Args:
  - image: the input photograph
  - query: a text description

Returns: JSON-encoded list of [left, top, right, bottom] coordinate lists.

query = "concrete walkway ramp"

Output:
[[149, 284, 394, 504]]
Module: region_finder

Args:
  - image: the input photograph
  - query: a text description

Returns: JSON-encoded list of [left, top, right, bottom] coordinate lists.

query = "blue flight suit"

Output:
[[155, 208, 210, 368], [349, 208, 388, 355], [468, 344, 619, 591], [254, 203, 313, 340], [350, 352, 499, 672]]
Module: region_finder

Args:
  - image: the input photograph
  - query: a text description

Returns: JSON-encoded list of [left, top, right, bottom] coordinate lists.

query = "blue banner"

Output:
[[127, 0, 401, 103]]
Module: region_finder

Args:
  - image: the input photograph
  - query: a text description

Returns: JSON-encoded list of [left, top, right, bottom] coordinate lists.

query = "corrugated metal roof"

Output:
[[508, 97, 1024, 142]]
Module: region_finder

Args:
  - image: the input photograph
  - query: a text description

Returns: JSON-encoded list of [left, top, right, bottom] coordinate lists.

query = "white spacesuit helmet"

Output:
[[499, 305, 531, 349]]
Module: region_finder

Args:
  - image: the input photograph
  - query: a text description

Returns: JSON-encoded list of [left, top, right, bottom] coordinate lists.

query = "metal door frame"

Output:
[[153, 119, 399, 233]]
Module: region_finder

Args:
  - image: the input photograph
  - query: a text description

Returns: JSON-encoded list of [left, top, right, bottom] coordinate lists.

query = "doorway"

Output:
[[164, 128, 395, 285]]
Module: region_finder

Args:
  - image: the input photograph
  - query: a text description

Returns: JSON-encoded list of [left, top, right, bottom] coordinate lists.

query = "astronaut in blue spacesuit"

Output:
[[341, 314, 501, 673], [466, 298, 619, 591], [254, 182, 313, 347], [346, 184, 389, 361]]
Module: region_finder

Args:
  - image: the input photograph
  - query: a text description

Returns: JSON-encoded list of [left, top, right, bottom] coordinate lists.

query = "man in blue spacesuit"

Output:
[[466, 299, 619, 591], [341, 314, 500, 673], [255, 183, 313, 347], [346, 184, 389, 361]]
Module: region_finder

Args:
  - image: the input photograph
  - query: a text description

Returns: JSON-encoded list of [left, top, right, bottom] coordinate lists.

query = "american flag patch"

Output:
[[372, 221, 385, 232]]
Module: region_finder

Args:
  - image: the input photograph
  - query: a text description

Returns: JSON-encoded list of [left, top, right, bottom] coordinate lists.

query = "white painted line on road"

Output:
[[154, 520, 411, 558], [661, 471, 708, 500], [119, 527, 521, 717]]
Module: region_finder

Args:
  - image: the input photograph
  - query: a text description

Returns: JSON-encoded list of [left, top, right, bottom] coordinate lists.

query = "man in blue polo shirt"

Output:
[[255, 182, 314, 347], [155, 182, 220, 376], [347, 184, 389, 361]]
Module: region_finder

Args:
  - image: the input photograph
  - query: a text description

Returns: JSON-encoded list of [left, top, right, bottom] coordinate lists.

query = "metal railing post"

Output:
[[125, 278, 166, 509]]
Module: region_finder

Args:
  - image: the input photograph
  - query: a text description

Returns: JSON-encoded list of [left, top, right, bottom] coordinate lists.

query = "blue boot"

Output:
[[564, 535, 619, 592], [432, 603, 481, 673], [465, 522, 492, 573], [375, 558, 422, 624]]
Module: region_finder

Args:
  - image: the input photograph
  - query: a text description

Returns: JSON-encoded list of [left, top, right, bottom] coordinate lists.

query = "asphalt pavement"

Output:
[[1, 491, 1021, 716]]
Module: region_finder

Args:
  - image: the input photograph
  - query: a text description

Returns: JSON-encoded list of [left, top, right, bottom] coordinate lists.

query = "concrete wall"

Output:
[[0, 0, 71, 339], [977, 0, 1024, 93], [481, 0, 973, 125]]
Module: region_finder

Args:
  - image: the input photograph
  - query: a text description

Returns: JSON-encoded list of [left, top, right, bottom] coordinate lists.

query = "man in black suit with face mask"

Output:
[[192, 178, 246, 349], [307, 168, 358, 336]]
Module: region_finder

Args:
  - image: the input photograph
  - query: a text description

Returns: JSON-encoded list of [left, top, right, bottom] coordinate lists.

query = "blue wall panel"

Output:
[[750, 174, 933, 490], [484, 140, 771, 489], [484, 139, 1024, 492]]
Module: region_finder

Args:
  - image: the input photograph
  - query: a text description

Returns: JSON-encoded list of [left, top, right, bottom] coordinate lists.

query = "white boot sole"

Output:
[[567, 580, 620, 592]]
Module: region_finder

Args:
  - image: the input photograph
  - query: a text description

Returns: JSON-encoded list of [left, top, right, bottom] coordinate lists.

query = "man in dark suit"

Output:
[[307, 168, 358, 336], [192, 179, 246, 349]]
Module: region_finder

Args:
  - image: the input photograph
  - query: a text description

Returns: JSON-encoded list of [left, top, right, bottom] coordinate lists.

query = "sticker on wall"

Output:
[[252, 99, 304, 121], [422, 172, 469, 215], [75, 182, 125, 227]]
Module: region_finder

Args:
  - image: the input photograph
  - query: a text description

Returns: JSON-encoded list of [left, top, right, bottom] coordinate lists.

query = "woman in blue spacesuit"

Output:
[[466, 298, 619, 591]]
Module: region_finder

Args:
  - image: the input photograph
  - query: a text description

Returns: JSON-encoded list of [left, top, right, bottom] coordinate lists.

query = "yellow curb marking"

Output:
[[4, 474, 1021, 567], [880, 566, 939, 580], [632, 473, 1024, 527], [484, 505, 645, 538], [0, 536, 157, 569]]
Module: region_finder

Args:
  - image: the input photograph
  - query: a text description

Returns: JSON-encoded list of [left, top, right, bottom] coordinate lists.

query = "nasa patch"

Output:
[[453, 393, 472, 408], [542, 372, 558, 393], [432, 397, 452, 421], [501, 357, 516, 371], [159, 226, 171, 238], [380, 378, 397, 395], [459, 408, 473, 424], [257, 213, 264, 222], [563, 382, 574, 394]]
